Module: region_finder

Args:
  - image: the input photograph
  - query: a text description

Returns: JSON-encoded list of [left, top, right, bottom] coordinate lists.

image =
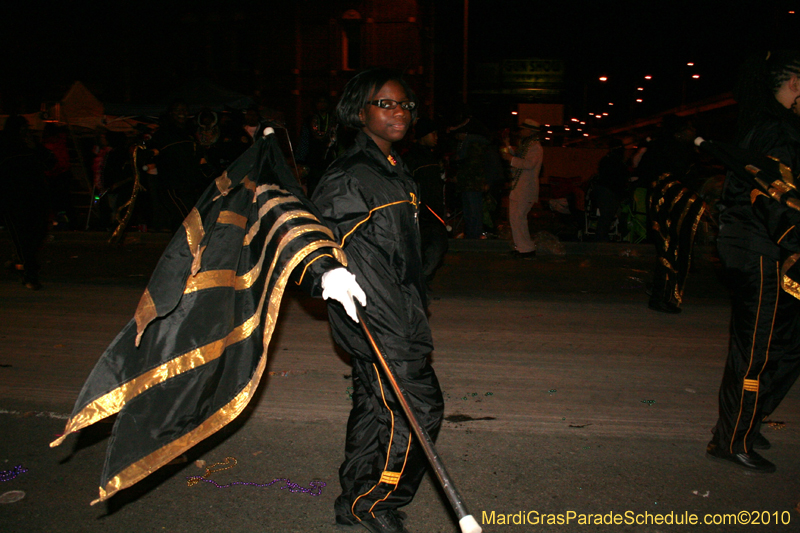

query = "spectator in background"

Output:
[[41, 123, 77, 229], [99, 131, 133, 230], [591, 138, 630, 242], [502, 118, 543, 258], [404, 117, 448, 284], [194, 108, 227, 180], [451, 118, 491, 239], [296, 94, 338, 196], [0, 116, 53, 289], [147, 100, 204, 231]]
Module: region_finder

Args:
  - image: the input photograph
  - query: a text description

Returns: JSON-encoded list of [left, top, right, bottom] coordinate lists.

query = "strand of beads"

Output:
[[0, 465, 28, 482], [186, 457, 325, 496]]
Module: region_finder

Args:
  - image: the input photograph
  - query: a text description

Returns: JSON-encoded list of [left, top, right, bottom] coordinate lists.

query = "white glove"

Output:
[[321, 268, 367, 323]]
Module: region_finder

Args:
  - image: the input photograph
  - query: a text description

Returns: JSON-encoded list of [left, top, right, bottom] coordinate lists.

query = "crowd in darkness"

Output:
[[0, 91, 719, 293]]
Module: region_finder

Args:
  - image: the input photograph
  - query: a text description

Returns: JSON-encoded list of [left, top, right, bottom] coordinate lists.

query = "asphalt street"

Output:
[[1, 231, 799, 533]]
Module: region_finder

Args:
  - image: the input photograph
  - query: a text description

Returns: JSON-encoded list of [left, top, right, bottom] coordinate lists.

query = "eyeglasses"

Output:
[[368, 99, 416, 111]]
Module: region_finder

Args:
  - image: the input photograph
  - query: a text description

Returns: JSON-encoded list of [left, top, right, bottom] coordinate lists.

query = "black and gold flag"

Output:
[[51, 129, 346, 504], [647, 173, 706, 306]]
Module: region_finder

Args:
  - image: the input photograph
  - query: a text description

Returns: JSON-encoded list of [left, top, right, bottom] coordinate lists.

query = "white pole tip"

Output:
[[459, 514, 482, 533]]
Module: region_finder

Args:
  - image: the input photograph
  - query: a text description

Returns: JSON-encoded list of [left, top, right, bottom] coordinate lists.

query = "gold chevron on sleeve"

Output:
[[379, 471, 402, 485], [743, 379, 760, 392]]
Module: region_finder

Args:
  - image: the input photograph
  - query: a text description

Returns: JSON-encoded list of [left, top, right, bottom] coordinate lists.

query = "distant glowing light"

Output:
[[564, 127, 570, 131], [637, 87, 644, 91], [608, 102, 614, 106], [790, 10, 795, 13], [547, 130, 553, 134], [602, 113, 608, 116], [692, 74, 700, 79], [580, 121, 585, 125], [511, 111, 518, 115], [571, 118, 579, 122], [589, 113, 595, 116], [583, 133, 589, 137], [545, 137, 551, 140], [599, 76, 608, 82], [636, 98, 643, 103], [687, 62, 694, 66], [644, 75, 652, 80]]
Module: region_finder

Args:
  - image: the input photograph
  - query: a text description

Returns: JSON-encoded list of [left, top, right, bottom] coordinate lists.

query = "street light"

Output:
[[599, 76, 608, 82]]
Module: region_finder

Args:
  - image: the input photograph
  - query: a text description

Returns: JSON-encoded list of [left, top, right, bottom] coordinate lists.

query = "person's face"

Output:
[[419, 130, 438, 147], [244, 109, 260, 126], [358, 80, 412, 155], [675, 124, 697, 144], [787, 75, 800, 117], [170, 104, 189, 127]]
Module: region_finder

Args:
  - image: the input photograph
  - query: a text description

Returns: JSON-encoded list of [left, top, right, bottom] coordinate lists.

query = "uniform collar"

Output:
[[356, 131, 403, 176]]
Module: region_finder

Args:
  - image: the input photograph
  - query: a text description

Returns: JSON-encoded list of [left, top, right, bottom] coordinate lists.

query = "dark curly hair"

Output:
[[336, 68, 418, 130], [734, 50, 800, 141]]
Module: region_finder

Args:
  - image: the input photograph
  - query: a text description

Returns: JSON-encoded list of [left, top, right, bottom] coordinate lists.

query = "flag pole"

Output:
[[354, 303, 482, 533]]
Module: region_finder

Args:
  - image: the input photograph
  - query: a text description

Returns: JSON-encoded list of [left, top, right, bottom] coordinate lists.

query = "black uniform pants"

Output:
[[335, 355, 443, 523], [714, 242, 800, 453]]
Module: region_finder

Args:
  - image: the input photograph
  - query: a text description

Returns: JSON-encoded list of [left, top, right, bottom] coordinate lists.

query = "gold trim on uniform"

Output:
[[295, 253, 335, 286], [340, 200, 415, 247]]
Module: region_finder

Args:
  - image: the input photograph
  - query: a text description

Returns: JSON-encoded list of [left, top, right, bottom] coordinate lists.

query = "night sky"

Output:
[[3, 1, 799, 127]]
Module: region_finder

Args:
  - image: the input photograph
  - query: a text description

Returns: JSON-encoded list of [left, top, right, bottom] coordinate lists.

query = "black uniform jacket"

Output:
[[719, 115, 800, 261], [307, 132, 432, 361]]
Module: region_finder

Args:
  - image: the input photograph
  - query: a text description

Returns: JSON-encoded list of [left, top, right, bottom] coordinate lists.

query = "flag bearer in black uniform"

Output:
[[707, 51, 800, 473], [305, 68, 444, 533]]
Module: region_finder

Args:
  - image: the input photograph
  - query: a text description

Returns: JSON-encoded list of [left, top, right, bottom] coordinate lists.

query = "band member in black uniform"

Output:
[[707, 51, 800, 473], [305, 68, 443, 533], [637, 115, 703, 314]]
